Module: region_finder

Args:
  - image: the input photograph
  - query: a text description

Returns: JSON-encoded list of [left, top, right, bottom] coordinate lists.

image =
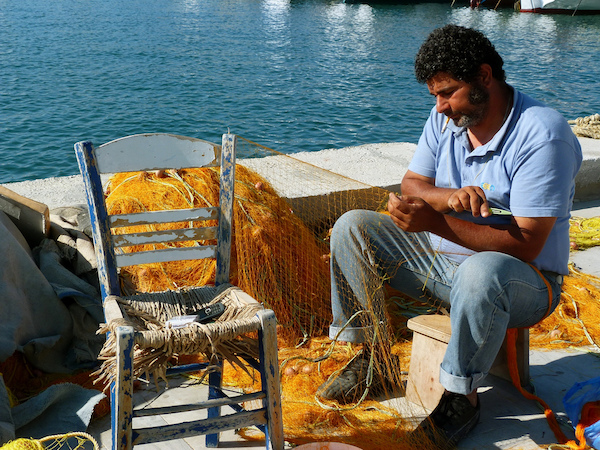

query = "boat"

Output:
[[516, 0, 600, 13]]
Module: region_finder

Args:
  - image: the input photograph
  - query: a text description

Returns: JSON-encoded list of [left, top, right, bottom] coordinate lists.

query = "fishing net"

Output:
[[101, 136, 426, 447], [0, 433, 98, 450], [83, 135, 600, 448], [570, 216, 600, 250]]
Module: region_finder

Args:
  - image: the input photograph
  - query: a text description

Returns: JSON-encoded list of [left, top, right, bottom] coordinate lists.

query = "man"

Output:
[[317, 24, 582, 448]]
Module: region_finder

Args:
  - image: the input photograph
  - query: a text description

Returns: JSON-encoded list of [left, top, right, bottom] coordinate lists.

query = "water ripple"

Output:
[[1, 0, 599, 183]]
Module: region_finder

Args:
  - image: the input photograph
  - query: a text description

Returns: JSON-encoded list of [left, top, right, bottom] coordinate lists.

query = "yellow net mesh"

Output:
[[93, 136, 600, 447], [531, 264, 600, 350], [0, 433, 98, 450], [570, 216, 600, 250]]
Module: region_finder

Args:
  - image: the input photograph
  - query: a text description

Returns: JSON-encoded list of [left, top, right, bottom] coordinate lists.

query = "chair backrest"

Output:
[[75, 133, 237, 299]]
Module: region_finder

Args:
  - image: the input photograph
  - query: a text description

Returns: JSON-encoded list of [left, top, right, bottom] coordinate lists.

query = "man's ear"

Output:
[[478, 64, 493, 86]]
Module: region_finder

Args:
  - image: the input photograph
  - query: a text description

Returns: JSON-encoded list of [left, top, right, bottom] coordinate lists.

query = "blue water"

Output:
[[1, 0, 599, 183]]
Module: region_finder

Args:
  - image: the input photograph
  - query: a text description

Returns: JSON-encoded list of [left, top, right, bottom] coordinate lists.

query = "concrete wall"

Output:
[[2, 138, 598, 216]]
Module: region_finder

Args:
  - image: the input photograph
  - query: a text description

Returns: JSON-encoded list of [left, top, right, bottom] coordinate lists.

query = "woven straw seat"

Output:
[[95, 285, 264, 385]]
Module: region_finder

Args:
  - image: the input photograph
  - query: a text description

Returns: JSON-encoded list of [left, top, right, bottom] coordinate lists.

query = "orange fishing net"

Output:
[[106, 163, 333, 343], [530, 265, 600, 350]]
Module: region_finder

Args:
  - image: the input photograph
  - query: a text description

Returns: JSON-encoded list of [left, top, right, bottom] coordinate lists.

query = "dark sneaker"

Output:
[[412, 392, 480, 449], [316, 351, 386, 403]]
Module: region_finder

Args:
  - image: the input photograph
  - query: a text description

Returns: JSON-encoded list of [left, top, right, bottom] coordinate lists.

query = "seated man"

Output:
[[317, 24, 582, 448]]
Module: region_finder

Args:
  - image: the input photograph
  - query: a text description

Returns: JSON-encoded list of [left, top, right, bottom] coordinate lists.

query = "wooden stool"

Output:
[[405, 314, 529, 410]]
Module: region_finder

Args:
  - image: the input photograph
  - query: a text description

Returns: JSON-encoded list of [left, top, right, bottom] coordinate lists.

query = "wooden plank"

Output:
[[115, 245, 216, 267], [0, 185, 50, 247], [110, 207, 218, 227], [133, 410, 267, 445], [94, 133, 220, 174], [112, 226, 217, 247], [407, 314, 451, 344], [405, 327, 447, 410]]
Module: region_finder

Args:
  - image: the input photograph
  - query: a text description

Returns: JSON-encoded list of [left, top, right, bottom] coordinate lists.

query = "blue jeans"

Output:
[[329, 210, 563, 395]]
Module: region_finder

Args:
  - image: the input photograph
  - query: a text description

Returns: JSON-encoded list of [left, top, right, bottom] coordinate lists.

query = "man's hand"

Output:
[[387, 193, 441, 232], [388, 191, 556, 261], [401, 171, 490, 217], [447, 186, 491, 218]]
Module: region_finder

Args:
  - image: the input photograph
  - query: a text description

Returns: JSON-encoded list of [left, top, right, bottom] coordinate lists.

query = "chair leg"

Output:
[[257, 310, 284, 450], [206, 361, 223, 448], [112, 326, 135, 450]]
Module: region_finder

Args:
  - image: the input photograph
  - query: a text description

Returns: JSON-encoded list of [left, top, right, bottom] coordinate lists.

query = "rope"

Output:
[[506, 265, 588, 449], [569, 114, 600, 139], [38, 432, 99, 450]]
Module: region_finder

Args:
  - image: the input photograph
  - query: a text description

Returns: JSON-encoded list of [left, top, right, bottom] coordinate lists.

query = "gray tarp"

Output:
[[0, 206, 105, 443]]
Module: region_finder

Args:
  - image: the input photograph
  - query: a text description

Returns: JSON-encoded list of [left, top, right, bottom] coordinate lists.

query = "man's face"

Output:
[[427, 72, 489, 129]]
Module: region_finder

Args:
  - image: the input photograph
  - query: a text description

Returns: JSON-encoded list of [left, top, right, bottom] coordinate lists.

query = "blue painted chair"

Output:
[[75, 133, 284, 450]]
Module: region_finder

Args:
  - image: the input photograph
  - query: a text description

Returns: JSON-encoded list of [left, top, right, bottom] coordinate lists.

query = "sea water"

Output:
[[1, 0, 599, 183]]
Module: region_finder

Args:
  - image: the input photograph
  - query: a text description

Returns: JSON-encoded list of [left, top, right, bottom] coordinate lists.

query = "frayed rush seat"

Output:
[[75, 133, 283, 450], [94, 285, 264, 387]]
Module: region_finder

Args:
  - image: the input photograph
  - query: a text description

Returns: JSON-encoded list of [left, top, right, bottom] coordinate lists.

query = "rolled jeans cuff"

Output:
[[439, 365, 487, 395], [329, 324, 371, 344]]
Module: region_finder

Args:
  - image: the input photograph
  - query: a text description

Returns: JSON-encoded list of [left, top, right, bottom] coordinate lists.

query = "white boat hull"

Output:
[[518, 0, 600, 13]]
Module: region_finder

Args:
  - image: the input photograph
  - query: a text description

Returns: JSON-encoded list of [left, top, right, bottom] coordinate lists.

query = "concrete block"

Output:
[[574, 137, 600, 202]]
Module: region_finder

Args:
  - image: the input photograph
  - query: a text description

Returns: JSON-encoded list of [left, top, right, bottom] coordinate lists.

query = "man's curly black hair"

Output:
[[414, 24, 506, 84]]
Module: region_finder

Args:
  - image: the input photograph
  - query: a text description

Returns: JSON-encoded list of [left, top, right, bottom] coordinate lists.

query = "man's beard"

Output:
[[454, 82, 489, 128]]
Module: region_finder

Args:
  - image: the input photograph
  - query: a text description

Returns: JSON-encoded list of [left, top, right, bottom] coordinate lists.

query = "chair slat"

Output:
[[110, 207, 218, 227], [132, 409, 267, 445], [133, 391, 266, 417], [115, 245, 216, 267], [112, 226, 217, 248]]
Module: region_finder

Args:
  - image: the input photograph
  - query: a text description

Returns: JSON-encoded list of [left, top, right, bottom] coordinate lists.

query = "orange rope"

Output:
[[506, 265, 588, 449]]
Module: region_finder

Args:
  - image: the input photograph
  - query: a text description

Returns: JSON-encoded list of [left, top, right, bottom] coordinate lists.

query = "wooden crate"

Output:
[[405, 314, 529, 410]]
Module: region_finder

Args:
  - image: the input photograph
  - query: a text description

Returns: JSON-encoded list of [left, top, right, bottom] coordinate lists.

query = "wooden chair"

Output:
[[75, 133, 284, 450]]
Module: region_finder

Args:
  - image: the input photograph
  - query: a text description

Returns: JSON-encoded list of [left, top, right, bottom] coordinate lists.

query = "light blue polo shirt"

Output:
[[408, 87, 582, 274]]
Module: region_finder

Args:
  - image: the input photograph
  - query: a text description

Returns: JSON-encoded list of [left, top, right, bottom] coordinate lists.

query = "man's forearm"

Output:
[[428, 214, 543, 262], [401, 177, 455, 213]]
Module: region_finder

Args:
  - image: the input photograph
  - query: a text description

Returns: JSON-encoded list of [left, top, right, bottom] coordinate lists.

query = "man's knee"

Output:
[[454, 252, 520, 283], [331, 209, 382, 248], [451, 252, 519, 310]]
